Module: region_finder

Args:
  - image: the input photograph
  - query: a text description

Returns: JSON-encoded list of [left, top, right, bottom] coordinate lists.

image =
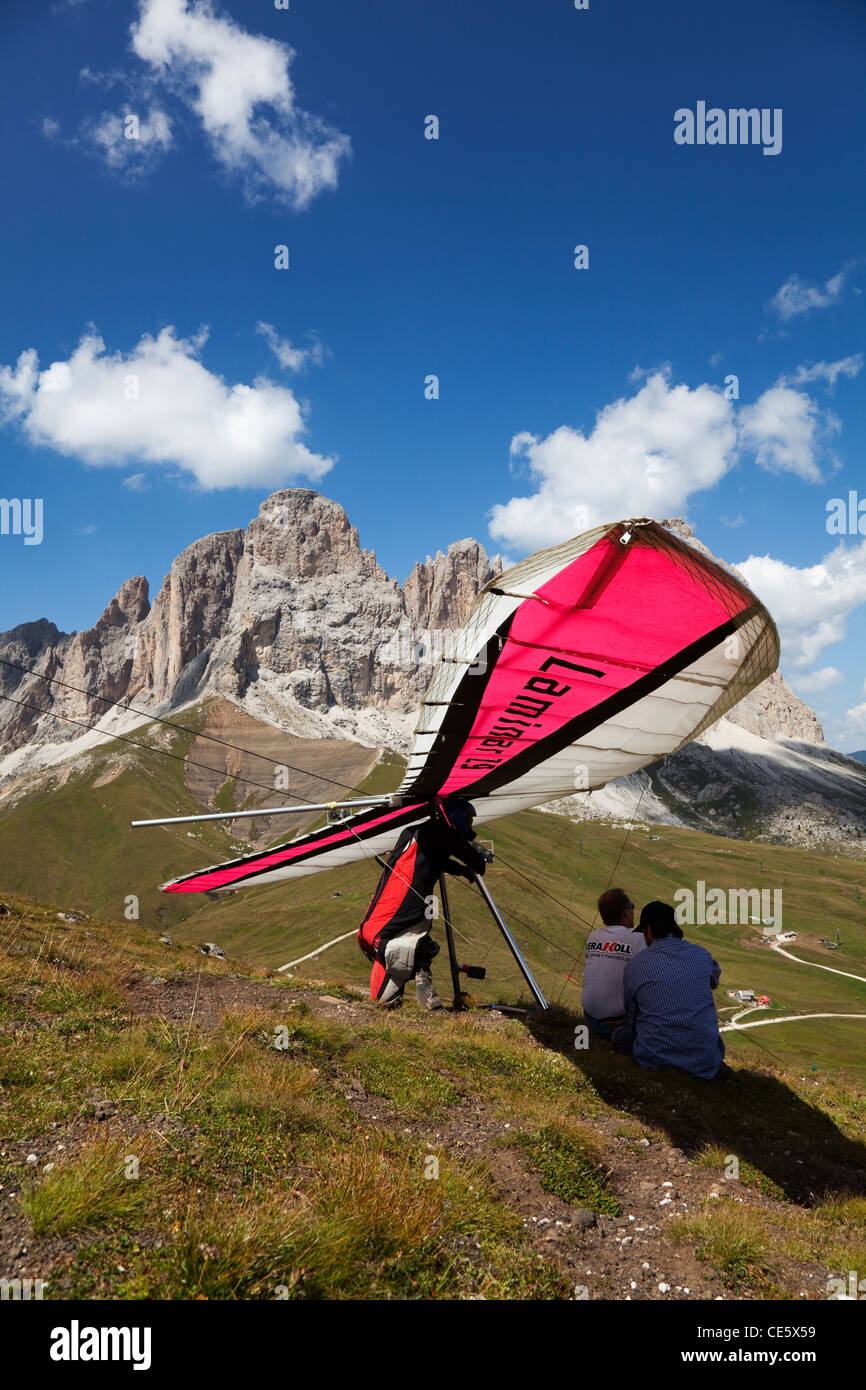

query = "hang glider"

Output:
[[158, 518, 779, 894]]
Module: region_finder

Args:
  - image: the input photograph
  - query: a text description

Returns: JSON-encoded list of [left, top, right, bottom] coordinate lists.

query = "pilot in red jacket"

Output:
[[357, 799, 487, 1009]]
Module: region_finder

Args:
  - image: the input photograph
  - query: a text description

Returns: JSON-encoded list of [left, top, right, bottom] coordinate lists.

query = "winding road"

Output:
[[718, 941, 866, 1033]]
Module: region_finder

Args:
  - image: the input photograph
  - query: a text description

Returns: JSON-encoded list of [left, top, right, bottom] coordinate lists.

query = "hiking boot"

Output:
[[415, 968, 443, 1011]]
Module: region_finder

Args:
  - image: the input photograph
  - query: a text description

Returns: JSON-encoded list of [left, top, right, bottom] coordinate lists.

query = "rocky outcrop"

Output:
[[129, 530, 244, 705], [0, 491, 503, 752], [55, 576, 151, 729], [404, 539, 502, 631], [0, 579, 153, 749], [217, 491, 410, 711], [727, 668, 825, 745], [0, 618, 69, 749]]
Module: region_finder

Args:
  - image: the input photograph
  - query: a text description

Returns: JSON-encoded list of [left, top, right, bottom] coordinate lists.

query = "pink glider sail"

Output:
[[162, 520, 779, 894]]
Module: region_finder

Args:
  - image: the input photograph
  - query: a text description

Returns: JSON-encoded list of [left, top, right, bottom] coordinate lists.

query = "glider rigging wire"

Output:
[[0, 689, 364, 808], [493, 849, 594, 930]]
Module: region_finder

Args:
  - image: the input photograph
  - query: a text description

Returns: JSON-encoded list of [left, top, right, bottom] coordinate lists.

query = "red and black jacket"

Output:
[[358, 819, 487, 963]]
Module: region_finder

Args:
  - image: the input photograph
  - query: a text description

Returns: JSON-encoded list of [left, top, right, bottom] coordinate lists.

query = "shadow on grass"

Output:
[[523, 1005, 866, 1206]]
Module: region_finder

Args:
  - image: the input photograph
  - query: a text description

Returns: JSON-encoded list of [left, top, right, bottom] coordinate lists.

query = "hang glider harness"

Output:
[[0, 518, 781, 1016]]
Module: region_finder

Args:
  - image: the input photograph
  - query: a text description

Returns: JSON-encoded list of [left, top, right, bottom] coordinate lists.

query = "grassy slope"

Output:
[[1, 897, 865, 1302]]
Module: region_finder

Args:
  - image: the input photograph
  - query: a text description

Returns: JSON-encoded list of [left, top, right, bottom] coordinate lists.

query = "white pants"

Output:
[[378, 929, 444, 1010]]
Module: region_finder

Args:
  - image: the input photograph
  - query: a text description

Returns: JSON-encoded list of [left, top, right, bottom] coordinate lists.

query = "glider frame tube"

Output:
[[131, 796, 392, 829], [471, 872, 550, 1011], [437, 872, 465, 1011]]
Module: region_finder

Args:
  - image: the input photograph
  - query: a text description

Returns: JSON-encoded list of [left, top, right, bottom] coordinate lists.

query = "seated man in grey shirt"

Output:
[[615, 901, 731, 1082], [582, 888, 646, 1039]]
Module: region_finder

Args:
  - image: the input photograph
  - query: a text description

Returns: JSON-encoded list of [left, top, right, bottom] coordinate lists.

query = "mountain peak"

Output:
[[247, 488, 383, 581]]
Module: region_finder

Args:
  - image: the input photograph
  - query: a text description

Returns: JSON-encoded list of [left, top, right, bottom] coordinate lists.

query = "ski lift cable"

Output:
[[0, 691, 349, 806], [493, 851, 594, 930], [451, 872, 585, 973], [0, 690, 469, 978], [718, 1018, 790, 1069], [0, 685, 545, 993], [0, 655, 365, 796]]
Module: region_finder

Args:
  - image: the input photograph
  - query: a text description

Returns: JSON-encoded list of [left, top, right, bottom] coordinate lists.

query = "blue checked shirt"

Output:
[[622, 937, 725, 1080]]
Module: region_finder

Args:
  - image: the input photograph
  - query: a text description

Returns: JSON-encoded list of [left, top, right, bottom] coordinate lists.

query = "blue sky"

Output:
[[0, 0, 864, 746]]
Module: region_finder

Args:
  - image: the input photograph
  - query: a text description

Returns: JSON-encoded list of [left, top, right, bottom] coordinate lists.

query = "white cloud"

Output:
[[489, 365, 849, 552], [0, 326, 335, 491], [82, 105, 173, 174], [256, 321, 324, 372], [826, 702, 866, 751], [125, 0, 351, 208], [488, 372, 737, 551], [783, 355, 863, 391], [737, 542, 866, 669], [738, 385, 831, 483], [822, 709, 866, 753], [122, 472, 149, 491], [78, 523, 98, 534], [720, 513, 745, 528], [628, 362, 671, 383], [791, 666, 844, 695], [768, 266, 852, 320]]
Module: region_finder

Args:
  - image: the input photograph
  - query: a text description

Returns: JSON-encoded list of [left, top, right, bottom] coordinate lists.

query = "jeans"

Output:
[[584, 1012, 623, 1041]]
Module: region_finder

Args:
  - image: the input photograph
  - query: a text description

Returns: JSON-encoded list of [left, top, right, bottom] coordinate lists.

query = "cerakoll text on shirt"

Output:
[[582, 925, 646, 1019]]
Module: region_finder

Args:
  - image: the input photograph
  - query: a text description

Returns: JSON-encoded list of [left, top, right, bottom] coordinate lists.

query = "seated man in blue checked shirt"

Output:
[[613, 901, 732, 1082]]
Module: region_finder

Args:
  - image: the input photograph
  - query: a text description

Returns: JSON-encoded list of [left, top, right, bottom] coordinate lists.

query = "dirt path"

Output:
[[770, 941, 866, 985], [721, 1011, 866, 1033]]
